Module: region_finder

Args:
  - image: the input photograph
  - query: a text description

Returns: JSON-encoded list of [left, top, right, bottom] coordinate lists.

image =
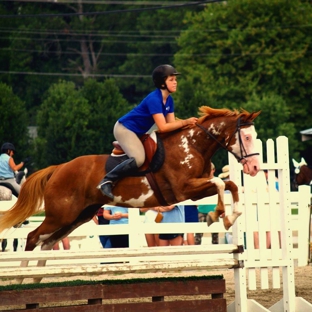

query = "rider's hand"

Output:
[[182, 117, 198, 129], [23, 157, 30, 165]]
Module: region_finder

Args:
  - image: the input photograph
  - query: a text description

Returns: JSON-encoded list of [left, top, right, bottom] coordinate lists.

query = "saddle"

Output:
[[106, 132, 167, 206], [0, 182, 18, 197], [106, 132, 165, 174]]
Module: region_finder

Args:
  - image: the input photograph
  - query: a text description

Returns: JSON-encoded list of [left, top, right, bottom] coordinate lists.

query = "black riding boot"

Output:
[[97, 157, 138, 199]]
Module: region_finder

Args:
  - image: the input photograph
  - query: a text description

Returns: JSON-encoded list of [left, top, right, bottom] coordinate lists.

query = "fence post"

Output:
[[128, 208, 142, 249], [297, 185, 311, 266]]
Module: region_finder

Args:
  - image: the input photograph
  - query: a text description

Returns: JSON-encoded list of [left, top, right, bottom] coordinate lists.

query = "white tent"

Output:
[[300, 128, 312, 141]]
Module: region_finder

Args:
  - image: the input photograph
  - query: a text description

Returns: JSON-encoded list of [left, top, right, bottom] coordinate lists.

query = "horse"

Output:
[[0, 106, 261, 253], [0, 168, 28, 252], [292, 157, 312, 189]]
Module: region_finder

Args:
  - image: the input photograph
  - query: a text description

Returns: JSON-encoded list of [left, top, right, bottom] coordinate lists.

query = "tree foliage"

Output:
[[174, 0, 312, 164], [0, 83, 31, 162], [1, 0, 312, 169], [35, 79, 129, 168]]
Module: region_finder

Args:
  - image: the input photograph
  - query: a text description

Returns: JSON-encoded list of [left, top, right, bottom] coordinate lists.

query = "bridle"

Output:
[[196, 117, 259, 163]]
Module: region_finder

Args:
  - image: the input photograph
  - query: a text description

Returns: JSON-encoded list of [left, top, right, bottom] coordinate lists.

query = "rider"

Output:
[[97, 64, 198, 199], [0, 142, 28, 196]]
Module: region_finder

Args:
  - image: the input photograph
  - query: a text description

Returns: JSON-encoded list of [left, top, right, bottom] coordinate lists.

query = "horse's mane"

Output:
[[197, 106, 259, 124]]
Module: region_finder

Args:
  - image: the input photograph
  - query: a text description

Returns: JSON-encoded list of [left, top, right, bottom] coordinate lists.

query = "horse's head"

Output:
[[292, 157, 312, 186], [197, 106, 261, 177]]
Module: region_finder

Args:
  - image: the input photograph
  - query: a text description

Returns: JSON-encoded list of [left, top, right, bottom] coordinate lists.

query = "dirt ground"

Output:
[[220, 265, 312, 308], [1, 264, 311, 310]]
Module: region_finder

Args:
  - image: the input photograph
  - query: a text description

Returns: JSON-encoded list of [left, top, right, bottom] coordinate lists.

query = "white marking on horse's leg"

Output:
[[38, 233, 54, 246], [223, 201, 242, 230], [226, 201, 242, 225]]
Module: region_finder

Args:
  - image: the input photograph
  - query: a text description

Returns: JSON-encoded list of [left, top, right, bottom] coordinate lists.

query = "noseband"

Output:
[[196, 117, 259, 163]]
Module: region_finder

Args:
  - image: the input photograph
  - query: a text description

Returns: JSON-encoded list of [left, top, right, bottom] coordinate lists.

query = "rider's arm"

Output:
[[9, 157, 24, 171], [153, 113, 198, 133]]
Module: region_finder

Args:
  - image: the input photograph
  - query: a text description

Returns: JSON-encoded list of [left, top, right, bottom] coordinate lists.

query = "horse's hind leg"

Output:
[[15, 219, 64, 284], [26, 204, 100, 283]]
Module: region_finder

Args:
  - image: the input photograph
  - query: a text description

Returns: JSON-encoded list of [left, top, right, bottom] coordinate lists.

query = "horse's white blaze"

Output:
[[231, 125, 257, 157], [230, 125, 260, 176], [179, 135, 194, 168]]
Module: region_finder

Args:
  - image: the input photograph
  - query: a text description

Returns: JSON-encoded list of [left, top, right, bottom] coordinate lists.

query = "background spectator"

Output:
[[183, 205, 198, 245], [93, 207, 111, 248], [159, 205, 185, 246], [141, 205, 185, 246], [103, 206, 129, 248]]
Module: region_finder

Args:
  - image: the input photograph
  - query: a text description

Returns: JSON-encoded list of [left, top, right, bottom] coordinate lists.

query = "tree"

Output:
[[244, 93, 300, 161], [174, 0, 312, 153], [35, 79, 129, 168], [79, 78, 130, 154], [117, 2, 204, 105], [0, 83, 31, 162]]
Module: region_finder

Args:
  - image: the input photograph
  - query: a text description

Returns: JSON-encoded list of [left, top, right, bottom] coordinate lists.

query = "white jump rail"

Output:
[[0, 191, 308, 265], [0, 244, 241, 279]]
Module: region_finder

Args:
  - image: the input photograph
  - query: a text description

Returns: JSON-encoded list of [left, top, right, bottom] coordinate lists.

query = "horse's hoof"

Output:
[[223, 216, 233, 231], [206, 214, 214, 226]]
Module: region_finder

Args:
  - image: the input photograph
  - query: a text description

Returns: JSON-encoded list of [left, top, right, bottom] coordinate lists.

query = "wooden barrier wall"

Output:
[[0, 276, 227, 312]]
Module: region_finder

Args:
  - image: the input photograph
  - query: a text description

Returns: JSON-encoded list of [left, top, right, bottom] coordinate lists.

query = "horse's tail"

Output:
[[0, 165, 59, 233]]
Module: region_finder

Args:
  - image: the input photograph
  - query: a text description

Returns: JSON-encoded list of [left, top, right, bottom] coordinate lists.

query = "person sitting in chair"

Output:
[[97, 64, 198, 200]]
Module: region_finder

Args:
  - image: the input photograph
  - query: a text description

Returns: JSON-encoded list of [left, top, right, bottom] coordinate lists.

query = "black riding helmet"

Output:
[[1, 142, 16, 154], [152, 64, 180, 90]]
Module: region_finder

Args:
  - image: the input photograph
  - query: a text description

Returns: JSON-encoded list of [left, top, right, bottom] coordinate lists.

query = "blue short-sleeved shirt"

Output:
[[118, 89, 174, 136], [162, 205, 185, 223]]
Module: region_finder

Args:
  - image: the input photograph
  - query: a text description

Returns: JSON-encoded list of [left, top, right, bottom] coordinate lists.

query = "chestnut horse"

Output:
[[292, 157, 312, 189], [0, 106, 261, 252]]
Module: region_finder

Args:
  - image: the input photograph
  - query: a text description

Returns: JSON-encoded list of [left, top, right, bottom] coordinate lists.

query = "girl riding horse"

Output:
[[97, 64, 198, 199]]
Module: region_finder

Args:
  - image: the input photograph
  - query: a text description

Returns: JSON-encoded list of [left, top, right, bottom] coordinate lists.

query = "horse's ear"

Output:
[[292, 158, 299, 167], [300, 157, 307, 165], [249, 110, 261, 121]]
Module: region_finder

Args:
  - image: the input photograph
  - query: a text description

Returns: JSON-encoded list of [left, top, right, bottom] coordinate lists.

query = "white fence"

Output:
[[0, 191, 309, 265], [0, 136, 312, 312]]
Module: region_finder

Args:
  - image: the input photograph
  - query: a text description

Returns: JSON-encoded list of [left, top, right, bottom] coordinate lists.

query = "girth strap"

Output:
[[145, 172, 168, 207]]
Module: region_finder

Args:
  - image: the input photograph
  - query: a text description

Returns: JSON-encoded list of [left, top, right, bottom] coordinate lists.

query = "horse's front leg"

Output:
[[222, 180, 240, 230], [187, 178, 240, 230], [206, 177, 227, 226], [180, 177, 227, 227]]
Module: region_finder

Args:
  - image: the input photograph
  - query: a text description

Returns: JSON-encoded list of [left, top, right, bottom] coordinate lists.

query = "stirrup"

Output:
[[99, 182, 114, 200]]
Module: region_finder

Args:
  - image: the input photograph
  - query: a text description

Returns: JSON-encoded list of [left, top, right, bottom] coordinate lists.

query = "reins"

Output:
[[196, 117, 259, 163]]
